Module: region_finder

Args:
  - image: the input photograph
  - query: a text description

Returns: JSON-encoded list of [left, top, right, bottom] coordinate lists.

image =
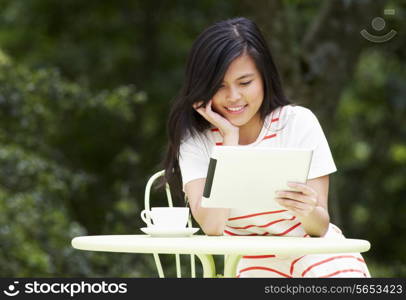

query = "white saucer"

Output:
[[141, 227, 199, 237]]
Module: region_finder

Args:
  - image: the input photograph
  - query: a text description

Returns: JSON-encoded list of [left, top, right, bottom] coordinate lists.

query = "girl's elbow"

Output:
[[203, 227, 224, 236], [316, 218, 330, 237], [200, 222, 225, 236], [203, 229, 224, 236]]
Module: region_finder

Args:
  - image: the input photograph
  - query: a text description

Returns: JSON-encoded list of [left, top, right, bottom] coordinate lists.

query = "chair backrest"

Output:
[[144, 170, 197, 278]]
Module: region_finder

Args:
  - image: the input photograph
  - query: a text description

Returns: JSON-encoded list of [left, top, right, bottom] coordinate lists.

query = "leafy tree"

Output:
[[0, 58, 156, 276], [0, 0, 405, 276]]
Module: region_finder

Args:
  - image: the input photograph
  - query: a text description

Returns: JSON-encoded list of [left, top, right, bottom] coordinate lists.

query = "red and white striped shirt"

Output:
[[179, 105, 336, 188], [179, 105, 370, 277]]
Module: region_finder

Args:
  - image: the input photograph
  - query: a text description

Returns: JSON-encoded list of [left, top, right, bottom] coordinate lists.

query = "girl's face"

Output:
[[211, 54, 264, 130]]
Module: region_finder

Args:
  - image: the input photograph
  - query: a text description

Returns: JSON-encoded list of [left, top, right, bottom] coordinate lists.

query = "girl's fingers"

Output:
[[275, 198, 312, 216], [287, 182, 317, 197], [193, 100, 218, 126], [194, 106, 205, 117], [275, 198, 307, 210], [276, 191, 316, 205], [205, 100, 213, 115], [203, 100, 222, 122], [193, 99, 236, 135], [193, 101, 204, 110], [193, 101, 207, 118]]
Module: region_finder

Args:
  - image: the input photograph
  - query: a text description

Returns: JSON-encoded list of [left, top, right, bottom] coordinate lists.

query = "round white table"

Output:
[[72, 234, 371, 278]]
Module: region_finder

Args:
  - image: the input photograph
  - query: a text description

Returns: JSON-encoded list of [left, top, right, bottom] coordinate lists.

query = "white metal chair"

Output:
[[144, 170, 208, 277], [144, 170, 244, 278]]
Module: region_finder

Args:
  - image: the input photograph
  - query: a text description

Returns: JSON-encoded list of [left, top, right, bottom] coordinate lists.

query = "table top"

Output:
[[71, 234, 371, 256]]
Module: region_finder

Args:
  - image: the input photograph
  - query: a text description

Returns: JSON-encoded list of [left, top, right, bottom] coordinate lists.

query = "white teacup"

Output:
[[140, 207, 189, 228]]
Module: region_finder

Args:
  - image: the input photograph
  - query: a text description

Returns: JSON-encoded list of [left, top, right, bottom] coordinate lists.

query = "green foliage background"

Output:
[[0, 0, 404, 277]]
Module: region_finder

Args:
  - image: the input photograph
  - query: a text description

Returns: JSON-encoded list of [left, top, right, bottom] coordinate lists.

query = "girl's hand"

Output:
[[193, 100, 239, 137], [275, 182, 318, 217]]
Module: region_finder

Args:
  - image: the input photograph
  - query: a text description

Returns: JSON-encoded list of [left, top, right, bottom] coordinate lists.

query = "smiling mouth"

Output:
[[225, 105, 248, 114]]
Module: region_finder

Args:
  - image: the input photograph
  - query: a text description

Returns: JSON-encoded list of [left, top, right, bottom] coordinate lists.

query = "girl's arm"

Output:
[[185, 178, 230, 236], [184, 130, 239, 236], [186, 100, 239, 235], [275, 175, 330, 237]]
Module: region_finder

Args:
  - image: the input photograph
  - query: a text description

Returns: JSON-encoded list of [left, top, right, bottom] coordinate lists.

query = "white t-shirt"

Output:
[[179, 105, 337, 190], [178, 108, 372, 278]]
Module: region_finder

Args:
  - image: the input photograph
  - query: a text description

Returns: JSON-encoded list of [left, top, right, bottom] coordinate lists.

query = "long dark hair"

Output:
[[161, 17, 290, 199]]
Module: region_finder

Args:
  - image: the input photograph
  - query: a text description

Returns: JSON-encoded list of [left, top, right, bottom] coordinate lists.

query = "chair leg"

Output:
[[223, 254, 242, 278], [190, 254, 196, 278], [175, 254, 181, 278], [153, 253, 165, 278], [195, 254, 216, 278]]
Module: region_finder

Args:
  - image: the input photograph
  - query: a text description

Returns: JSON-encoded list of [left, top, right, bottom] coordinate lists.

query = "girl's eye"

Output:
[[240, 80, 252, 86]]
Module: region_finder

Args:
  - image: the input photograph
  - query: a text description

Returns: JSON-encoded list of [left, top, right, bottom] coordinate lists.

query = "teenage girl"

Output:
[[163, 17, 370, 278]]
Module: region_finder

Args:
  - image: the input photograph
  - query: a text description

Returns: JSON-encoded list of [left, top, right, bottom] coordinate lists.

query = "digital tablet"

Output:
[[201, 146, 313, 210]]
